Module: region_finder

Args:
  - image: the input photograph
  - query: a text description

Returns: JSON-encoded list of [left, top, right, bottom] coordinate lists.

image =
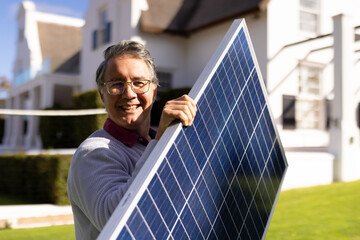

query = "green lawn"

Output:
[[266, 180, 360, 240], [0, 180, 359, 239], [0, 225, 75, 240]]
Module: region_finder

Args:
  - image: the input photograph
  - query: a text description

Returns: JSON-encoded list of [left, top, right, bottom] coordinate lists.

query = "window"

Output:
[[157, 71, 173, 90], [296, 62, 323, 129], [299, 0, 320, 34], [99, 8, 108, 28], [282, 62, 328, 130], [298, 63, 321, 96], [92, 8, 111, 50], [282, 95, 296, 129], [295, 98, 322, 129]]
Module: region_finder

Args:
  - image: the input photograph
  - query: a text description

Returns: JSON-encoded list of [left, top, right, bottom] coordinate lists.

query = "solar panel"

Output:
[[98, 18, 288, 240]]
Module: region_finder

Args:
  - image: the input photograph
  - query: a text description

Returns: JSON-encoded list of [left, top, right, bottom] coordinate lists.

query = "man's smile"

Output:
[[120, 105, 139, 110]]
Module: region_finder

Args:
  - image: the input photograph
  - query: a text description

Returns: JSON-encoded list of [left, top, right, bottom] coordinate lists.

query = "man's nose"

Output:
[[122, 83, 136, 97]]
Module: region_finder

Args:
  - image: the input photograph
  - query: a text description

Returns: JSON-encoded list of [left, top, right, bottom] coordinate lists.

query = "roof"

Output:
[[54, 51, 81, 74], [141, 0, 269, 35], [37, 21, 82, 72]]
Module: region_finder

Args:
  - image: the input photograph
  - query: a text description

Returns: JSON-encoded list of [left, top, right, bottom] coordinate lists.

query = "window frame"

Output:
[[156, 70, 173, 91], [92, 6, 111, 50], [299, 0, 320, 35], [296, 61, 326, 130]]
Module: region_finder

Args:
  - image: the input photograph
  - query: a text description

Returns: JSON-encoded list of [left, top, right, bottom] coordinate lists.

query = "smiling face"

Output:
[[100, 55, 157, 136]]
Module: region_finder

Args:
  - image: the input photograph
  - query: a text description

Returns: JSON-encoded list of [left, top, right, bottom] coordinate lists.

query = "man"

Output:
[[67, 40, 196, 239]]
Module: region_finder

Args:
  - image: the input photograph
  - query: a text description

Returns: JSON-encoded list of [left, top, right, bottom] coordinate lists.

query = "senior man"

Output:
[[67, 40, 196, 240]]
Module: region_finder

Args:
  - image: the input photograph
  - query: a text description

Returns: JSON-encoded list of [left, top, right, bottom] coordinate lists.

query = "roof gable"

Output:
[[37, 21, 82, 72]]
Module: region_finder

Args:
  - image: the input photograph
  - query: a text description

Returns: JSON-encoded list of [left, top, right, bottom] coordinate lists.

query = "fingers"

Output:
[[163, 95, 196, 126], [155, 95, 197, 140]]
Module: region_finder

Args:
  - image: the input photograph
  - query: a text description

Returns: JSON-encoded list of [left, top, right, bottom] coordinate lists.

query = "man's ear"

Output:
[[152, 85, 157, 103], [98, 88, 105, 104]]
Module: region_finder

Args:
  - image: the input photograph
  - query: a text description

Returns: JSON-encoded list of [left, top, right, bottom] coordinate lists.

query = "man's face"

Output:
[[100, 55, 157, 132]]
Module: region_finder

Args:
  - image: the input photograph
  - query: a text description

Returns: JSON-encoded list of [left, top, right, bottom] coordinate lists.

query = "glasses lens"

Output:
[[132, 80, 150, 93], [108, 82, 124, 95], [106, 80, 151, 95]]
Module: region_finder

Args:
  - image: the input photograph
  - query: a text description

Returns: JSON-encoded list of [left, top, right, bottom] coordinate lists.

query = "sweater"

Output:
[[67, 128, 157, 240]]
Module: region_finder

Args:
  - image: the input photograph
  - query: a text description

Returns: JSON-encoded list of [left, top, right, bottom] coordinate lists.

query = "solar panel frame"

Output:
[[97, 18, 288, 240]]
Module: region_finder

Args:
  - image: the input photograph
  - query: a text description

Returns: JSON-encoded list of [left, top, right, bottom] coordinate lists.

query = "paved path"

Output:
[[0, 204, 73, 229]]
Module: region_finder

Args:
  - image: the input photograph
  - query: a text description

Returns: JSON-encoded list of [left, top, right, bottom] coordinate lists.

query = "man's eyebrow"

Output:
[[108, 76, 148, 82], [108, 77, 125, 82], [131, 76, 148, 80]]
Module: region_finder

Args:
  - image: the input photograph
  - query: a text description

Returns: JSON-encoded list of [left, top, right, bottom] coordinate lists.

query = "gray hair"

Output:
[[96, 40, 158, 89]]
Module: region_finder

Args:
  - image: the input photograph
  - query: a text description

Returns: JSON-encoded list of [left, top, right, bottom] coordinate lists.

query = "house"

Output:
[[81, 0, 360, 189], [3, 0, 360, 189], [2, 1, 84, 150]]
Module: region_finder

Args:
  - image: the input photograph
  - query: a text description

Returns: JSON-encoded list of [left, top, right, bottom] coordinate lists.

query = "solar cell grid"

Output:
[[98, 19, 287, 240]]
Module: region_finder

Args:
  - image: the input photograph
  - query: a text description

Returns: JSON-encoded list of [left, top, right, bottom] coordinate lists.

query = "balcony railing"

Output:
[[13, 58, 51, 88]]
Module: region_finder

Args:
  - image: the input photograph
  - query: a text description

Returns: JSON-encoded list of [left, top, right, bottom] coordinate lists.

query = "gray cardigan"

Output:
[[67, 129, 157, 240]]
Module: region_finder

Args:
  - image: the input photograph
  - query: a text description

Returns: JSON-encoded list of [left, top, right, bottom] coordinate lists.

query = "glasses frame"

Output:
[[102, 80, 153, 95]]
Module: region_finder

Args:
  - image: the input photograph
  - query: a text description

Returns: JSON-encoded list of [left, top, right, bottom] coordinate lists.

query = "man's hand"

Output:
[[155, 95, 197, 140]]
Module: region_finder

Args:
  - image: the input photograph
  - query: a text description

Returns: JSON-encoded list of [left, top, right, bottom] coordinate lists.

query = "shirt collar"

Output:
[[103, 118, 156, 147]]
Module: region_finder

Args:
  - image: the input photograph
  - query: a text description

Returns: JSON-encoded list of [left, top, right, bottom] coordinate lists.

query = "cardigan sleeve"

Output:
[[67, 135, 158, 234]]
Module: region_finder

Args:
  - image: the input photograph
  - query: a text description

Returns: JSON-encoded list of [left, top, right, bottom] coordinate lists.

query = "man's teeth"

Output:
[[122, 105, 137, 110]]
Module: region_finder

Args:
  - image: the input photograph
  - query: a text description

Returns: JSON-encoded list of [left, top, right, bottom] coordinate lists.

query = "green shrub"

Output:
[[0, 118, 4, 144], [72, 90, 107, 145], [73, 89, 103, 109], [39, 110, 77, 148], [0, 155, 71, 205], [39, 89, 107, 149]]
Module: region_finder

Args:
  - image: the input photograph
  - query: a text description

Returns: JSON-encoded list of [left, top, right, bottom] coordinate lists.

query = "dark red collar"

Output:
[[103, 118, 156, 147]]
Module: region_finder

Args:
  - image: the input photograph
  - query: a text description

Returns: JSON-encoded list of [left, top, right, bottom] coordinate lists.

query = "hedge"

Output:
[[0, 118, 4, 144], [72, 90, 107, 146], [39, 90, 107, 149], [39, 112, 77, 148], [0, 154, 71, 205]]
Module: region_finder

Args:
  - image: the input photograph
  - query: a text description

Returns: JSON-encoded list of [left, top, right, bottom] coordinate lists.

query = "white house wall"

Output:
[[140, 33, 187, 89], [321, 0, 360, 34], [267, 0, 301, 57], [184, 21, 232, 88], [246, 13, 268, 86], [281, 151, 334, 190]]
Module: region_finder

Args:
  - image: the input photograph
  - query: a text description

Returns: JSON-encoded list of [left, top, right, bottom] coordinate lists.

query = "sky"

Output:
[[0, 0, 89, 82]]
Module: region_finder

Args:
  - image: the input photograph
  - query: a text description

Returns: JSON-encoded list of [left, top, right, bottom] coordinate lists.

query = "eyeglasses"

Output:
[[102, 80, 153, 95]]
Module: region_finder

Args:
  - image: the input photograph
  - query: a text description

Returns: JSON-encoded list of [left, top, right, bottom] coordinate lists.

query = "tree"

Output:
[[0, 76, 11, 90]]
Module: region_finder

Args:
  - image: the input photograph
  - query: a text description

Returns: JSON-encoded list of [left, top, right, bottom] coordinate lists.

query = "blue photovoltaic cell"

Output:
[[98, 19, 288, 240]]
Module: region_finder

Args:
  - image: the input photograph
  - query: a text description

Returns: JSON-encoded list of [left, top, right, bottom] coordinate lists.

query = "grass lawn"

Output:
[[0, 225, 75, 240], [266, 180, 360, 240], [0, 180, 359, 239]]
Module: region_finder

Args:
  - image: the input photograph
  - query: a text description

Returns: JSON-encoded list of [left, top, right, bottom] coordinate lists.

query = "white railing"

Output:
[[13, 58, 51, 87]]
